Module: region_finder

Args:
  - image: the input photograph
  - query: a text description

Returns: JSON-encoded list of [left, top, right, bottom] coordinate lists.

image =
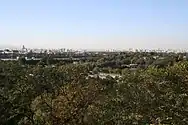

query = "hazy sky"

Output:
[[0, 0, 188, 49]]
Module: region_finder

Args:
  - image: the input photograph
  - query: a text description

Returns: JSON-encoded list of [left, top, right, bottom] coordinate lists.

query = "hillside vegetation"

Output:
[[0, 55, 188, 124]]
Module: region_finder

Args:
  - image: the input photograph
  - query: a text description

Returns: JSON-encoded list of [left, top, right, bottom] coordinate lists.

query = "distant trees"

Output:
[[18, 57, 26, 65], [176, 54, 184, 62], [93, 66, 100, 74], [152, 57, 174, 68]]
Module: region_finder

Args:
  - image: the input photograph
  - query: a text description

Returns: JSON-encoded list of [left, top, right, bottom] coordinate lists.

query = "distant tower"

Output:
[[21, 45, 27, 54], [22, 45, 26, 51], [22, 45, 25, 50]]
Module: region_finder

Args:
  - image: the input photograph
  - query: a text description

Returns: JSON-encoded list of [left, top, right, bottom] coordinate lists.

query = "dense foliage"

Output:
[[0, 56, 188, 124]]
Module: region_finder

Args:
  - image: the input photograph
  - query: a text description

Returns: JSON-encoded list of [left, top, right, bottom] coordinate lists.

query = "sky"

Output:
[[0, 0, 188, 50]]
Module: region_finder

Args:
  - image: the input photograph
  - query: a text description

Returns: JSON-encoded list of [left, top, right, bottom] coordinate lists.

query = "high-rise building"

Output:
[[21, 45, 28, 54]]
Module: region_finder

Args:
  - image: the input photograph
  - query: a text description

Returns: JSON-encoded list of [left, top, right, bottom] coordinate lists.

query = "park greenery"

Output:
[[0, 51, 188, 125]]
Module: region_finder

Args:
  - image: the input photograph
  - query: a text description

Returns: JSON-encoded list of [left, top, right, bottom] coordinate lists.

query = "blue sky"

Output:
[[0, 0, 188, 49]]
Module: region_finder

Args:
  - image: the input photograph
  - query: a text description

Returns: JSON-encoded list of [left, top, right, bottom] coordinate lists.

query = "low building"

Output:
[[12, 50, 20, 54], [0, 50, 3, 54], [4, 49, 13, 54]]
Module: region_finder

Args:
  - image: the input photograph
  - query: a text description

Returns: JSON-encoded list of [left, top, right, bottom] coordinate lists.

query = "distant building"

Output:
[[21, 45, 28, 54], [129, 64, 138, 68], [12, 50, 19, 54], [0, 50, 3, 54], [4, 49, 13, 54]]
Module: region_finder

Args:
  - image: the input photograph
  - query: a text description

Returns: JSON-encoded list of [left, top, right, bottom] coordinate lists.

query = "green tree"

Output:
[[18, 57, 26, 65]]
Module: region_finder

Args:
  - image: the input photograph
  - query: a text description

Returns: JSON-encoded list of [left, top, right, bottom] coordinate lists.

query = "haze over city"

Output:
[[0, 0, 188, 50]]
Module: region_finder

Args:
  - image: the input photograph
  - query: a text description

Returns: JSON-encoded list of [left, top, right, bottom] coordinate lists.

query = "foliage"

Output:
[[0, 60, 188, 125]]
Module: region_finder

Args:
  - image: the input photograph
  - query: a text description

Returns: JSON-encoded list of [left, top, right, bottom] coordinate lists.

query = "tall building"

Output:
[[21, 45, 28, 54]]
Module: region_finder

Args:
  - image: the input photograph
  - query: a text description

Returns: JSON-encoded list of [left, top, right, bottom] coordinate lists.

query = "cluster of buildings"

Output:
[[0, 45, 27, 54], [1, 45, 188, 61], [0, 45, 91, 60], [0, 45, 74, 54]]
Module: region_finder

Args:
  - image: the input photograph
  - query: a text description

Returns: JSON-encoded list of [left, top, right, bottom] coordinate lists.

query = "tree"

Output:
[[93, 67, 100, 74], [1, 55, 188, 125], [18, 57, 26, 65]]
